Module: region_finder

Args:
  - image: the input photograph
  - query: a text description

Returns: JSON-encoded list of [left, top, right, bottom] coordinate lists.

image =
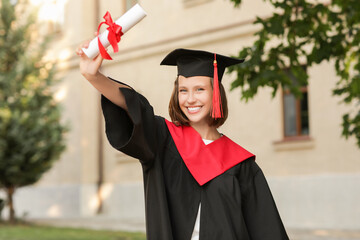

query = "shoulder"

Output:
[[154, 116, 172, 143], [221, 135, 256, 169], [163, 119, 186, 140], [224, 155, 260, 187], [231, 158, 264, 195], [155, 116, 168, 132], [232, 157, 260, 178], [239, 157, 261, 176]]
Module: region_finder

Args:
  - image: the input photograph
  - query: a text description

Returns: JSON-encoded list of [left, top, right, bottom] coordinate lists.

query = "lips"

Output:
[[187, 106, 202, 113]]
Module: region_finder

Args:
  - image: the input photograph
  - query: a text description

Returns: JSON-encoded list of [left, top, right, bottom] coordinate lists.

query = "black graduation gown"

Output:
[[101, 84, 289, 240]]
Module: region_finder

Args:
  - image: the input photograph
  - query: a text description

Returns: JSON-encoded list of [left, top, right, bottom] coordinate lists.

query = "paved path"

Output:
[[288, 228, 360, 240], [31, 218, 360, 240]]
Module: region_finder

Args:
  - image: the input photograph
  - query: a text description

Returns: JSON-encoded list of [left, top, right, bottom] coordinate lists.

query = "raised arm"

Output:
[[75, 39, 130, 110], [76, 39, 165, 166]]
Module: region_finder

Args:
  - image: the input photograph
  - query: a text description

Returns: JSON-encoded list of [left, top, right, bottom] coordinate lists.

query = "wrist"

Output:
[[83, 71, 103, 81]]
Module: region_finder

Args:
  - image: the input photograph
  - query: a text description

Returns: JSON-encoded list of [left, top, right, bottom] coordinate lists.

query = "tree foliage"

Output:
[[0, 0, 68, 221], [228, 0, 360, 147]]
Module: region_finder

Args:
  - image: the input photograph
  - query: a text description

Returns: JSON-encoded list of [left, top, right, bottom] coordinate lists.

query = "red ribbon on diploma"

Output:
[[97, 11, 123, 60]]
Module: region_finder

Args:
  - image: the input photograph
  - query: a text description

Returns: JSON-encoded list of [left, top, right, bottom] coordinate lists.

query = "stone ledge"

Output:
[[273, 137, 315, 151]]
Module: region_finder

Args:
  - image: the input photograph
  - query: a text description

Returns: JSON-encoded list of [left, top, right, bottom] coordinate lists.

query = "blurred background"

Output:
[[0, 0, 359, 239]]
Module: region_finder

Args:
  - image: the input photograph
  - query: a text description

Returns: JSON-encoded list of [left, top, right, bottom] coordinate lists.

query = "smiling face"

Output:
[[178, 75, 213, 126]]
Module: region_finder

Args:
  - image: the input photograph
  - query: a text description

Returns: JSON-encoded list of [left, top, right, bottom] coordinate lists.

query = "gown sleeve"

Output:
[[241, 162, 289, 240], [101, 79, 164, 167]]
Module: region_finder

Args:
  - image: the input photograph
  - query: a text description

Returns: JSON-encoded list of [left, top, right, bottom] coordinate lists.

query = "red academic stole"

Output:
[[165, 120, 255, 186]]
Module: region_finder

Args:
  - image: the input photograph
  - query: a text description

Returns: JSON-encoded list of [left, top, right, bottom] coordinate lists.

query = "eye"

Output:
[[196, 88, 204, 91], [179, 89, 187, 93]]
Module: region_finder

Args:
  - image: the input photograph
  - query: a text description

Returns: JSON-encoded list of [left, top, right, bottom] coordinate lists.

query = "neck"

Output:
[[190, 122, 221, 140]]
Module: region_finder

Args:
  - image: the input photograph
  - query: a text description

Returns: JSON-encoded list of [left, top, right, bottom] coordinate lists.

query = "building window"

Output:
[[125, 0, 138, 10], [282, 72, 310, 139]]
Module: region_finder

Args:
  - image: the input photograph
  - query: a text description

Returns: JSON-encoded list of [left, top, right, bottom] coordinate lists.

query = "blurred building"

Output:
[[9, 0, 360, 232]]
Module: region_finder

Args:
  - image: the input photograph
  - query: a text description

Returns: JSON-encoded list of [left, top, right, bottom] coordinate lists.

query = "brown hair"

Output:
[[168, 76, 228, 128]]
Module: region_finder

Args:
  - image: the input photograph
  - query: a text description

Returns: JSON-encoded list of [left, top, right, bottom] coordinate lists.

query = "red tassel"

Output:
[[212, 54, 223, 119]]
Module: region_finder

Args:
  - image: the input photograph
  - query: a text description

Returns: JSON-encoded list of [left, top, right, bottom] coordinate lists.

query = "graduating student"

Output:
[[76, 45, 289, 240]]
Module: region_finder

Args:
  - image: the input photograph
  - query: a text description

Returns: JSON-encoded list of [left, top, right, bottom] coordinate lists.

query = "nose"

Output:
[[187, 91, 196, 104]]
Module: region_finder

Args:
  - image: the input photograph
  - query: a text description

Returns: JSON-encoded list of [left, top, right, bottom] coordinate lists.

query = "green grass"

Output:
[[0, 224, 146, 240]]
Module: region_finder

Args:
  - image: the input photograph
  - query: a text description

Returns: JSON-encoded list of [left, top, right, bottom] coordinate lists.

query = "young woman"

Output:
[[76, 44, 289, 240]]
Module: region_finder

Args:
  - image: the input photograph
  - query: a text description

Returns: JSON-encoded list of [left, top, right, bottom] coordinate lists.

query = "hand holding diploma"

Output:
[[82, 4, 147, 60], [76, 37, 104, 79], [76, 4, 147, 108]]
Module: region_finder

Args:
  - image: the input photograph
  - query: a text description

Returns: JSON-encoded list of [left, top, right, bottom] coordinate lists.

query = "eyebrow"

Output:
[[178, 84, 207, 89]]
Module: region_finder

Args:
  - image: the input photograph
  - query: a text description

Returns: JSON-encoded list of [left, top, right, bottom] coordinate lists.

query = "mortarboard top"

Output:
[[160, 48, 244, 82]]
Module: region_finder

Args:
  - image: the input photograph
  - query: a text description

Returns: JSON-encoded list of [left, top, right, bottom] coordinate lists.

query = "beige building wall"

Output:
[[7, 0, 360, 231]]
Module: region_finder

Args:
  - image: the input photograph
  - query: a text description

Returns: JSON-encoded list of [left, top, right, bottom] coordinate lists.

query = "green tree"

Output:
[[228, 0, 360, 147], [0, 0, 67, 222]]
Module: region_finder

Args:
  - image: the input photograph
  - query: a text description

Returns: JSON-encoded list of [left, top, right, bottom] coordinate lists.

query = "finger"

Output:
[[79, 51, 90, 60], [75, 47, 84, 56], [76, 44, 87, 56], [94, 53, 104, 65], [82, 40, 91, 49]]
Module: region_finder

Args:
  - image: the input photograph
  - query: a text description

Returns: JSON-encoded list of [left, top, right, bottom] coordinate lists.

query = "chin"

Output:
[[187, 115, 211, 125]]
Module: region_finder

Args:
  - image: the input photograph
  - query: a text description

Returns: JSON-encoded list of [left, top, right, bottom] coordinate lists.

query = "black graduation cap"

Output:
[[160, 48, 244, 81], [160, 48, 244, 118]]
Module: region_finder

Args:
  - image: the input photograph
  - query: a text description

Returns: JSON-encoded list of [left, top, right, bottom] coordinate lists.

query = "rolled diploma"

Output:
[[82, 4, 147, 59]]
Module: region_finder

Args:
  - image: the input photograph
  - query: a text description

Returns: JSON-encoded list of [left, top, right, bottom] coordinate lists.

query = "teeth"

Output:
[[188, 107, 201, 112]]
